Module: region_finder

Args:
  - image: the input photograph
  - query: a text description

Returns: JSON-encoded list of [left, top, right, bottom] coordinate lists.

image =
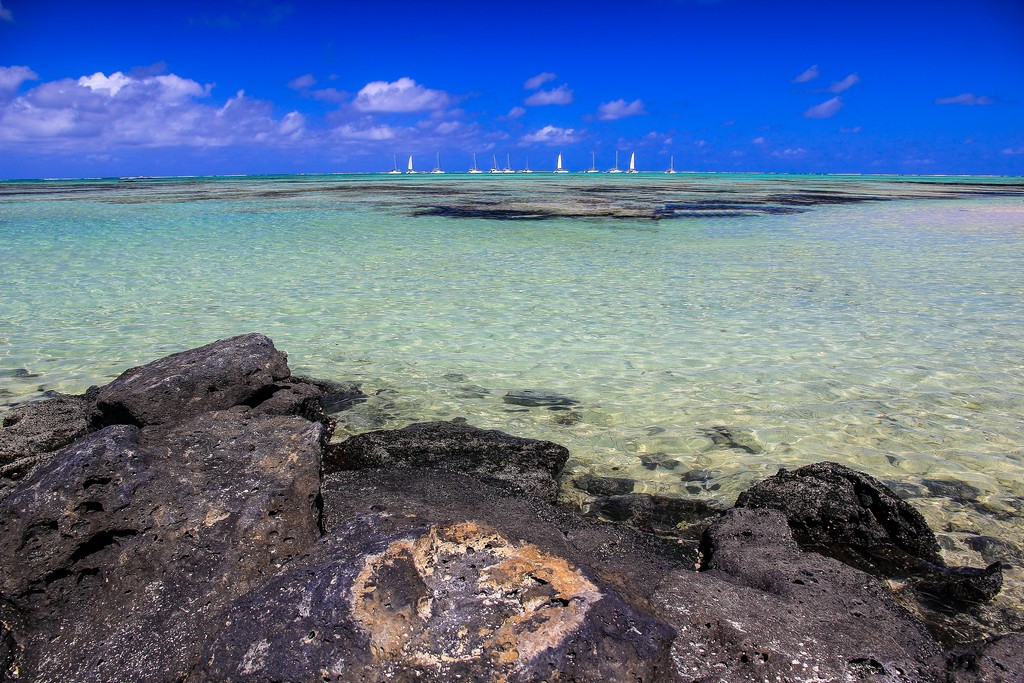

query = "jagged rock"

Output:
[[0, 392, 94, 465], [92, 333, 290, 427], [736, 461, 944, 574], [947, 632, 1024, 682], [0, 410, 323, 682], [588, 493, 723, 539], [965, 536, 1024, 568], [654, 507, 948, 681], [574, 474, 634, 496], [502, 389, 579, 408], [325, 420, 570, 502], [191, 468, 677, 682]]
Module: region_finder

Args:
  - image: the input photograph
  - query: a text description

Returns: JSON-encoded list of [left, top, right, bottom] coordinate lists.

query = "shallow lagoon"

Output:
[[3, 173, 1024, 606]]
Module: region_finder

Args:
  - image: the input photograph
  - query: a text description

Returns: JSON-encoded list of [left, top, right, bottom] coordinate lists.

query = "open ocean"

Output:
[[3, 172, 1024, 605]]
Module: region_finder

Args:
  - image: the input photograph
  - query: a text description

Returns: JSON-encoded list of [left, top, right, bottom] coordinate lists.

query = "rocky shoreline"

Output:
[[0, 333, 1020, 681]]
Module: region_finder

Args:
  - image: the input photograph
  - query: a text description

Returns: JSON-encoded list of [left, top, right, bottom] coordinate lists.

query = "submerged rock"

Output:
[[574, 474, 634, 497], [325, 420, 570, 502], [92, 332, 290, 427], [588, 493, 723, 540], [699, 424, 765, 454], [502, 389, 579, 408]]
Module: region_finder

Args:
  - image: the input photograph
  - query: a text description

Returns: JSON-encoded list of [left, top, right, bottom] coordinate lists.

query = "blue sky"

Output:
[[1, 0, 1022, 178]]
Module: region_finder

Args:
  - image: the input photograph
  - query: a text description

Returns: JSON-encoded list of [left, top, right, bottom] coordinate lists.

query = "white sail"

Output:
[[554, 152, 568, 173], [406, 155, 417, 174], [627, 152, 638, 173], [665, 155, 677, 174]]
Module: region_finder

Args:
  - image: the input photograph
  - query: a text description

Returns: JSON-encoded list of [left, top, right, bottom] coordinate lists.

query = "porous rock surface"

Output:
[[0, 333, 1020, 682]]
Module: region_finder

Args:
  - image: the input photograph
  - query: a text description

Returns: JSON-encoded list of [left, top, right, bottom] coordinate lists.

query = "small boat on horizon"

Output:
[[553, 153, 568, 174], [607, 151, 623, 173], [468, 153, 483, 174], [502, 153, 514, 174], [665, 155, 677, 174], [405, 155, 418, 174], [586, 152, 600, 173], [627, 152, 639, 174], [489, 154, 502, 174], [386, 154, 401, 174], [430, 152, 445, 174], [519, 157, 533, 173]]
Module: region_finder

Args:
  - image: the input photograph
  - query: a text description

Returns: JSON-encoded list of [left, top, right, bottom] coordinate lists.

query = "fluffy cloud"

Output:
[[827, 73, 860, 93], [333, 123, 397, 140], [596, 98, 646, 120], [935, 93, 996, 106], [792, 65, 820, 83], [0, 66, 38, 98], [521, 125, 579, 145], [288, 73, 316, 90], [505, 106, 526, 119], [804, 96, 844, 119], [524, 85, 573, 106], [524, 72, 557, 90], [0, 69, 304, 149], [352, 77, 452, 113]]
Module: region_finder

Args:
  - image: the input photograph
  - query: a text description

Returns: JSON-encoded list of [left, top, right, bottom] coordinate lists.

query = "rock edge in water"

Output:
[[0, 333, 1018, 682]]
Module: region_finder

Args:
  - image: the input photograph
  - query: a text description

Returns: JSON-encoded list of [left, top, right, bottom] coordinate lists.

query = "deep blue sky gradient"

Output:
[[1, 0, 1022, 177]]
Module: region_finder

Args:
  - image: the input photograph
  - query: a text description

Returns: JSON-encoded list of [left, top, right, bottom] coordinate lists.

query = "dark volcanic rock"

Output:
[[502, 389, 579, 408], [325, 420, 570, 502], [654, 507, 948, 681], [698, 424, 765, 454], [0, 410, 323, 682], [948, 632, 1024, 682], [736, 461, 943, 574], [574, 474, 634, 496], [190, 509, 674, 683], [92, 332, 290, 427], [588, 493, 724, 540], [0, 392, 94, 465]]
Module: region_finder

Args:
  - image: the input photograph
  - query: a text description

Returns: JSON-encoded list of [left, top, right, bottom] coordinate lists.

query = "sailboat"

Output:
[[405, 155, 418, 174], [489, 154, 502, 174], [386, 154, 401, 174], [430, 152, 445, 174], [665, 155, 677, 175], [519, 157, 533, 173], [468, 153, 483, 174], [607, 151, 623, 173], [586, 152, 600, 173], [553, 153, 568, 174], [501, 153, 515, 174], [626, 152, 638, 173]]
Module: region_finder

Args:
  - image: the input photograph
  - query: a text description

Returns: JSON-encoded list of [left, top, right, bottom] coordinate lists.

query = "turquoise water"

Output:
[[3, 173, 1024, 593]]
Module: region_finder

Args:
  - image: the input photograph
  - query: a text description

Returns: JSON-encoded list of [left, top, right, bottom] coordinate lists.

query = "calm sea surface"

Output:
[[3, 172, 1024, 597]]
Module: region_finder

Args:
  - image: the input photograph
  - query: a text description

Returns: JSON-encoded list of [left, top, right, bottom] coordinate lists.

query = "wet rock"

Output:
[[654, 507, 948, 681], [314, 378, 368, 413], [923, 478, 982, 502], [325, 420, 570, 502], [912, 562, 1004, 604], [965, 535, 1024, 568], [736, 461, 943, 575], [699, 425, 765, 454], [502, 389, 579, 408], [92, 332, 290, 427], [947, 633, 1024, 682], [574, 474, 634, 497], [0, 391, 95, 465], [0, 410, 323, 682], [589, 493, 723, 539]]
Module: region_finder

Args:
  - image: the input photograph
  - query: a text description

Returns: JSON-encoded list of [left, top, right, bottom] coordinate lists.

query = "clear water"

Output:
[[3, 173, 1024, 602]]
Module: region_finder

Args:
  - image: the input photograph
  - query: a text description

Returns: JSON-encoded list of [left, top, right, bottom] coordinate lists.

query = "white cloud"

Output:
[[333, 123, 398, 140], [288, 74, 316, 90], [773, 148, 807, 158], [310, 87, 347, 103], [0, 1, 12, 21], [792, 65, 820, 83], [751, 136, 765, 144], [521, 125, 579, 145], [596, 98, 646, 120], [695, 139, 707, 147], [505, 106, 526, 119], [524, 72, 557, 90], [0, 66, 38, 98], [435, 121, 460, 135], [352, 77, 452, 112], [1003, 146, 1024, 156], [804, 96, 844, 119], [524, 85, 573, 106], [827, 73, 860, 93], [840, 126, 862, 133], [936, 93, 996, 106], [0, 69, 302, 149]]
